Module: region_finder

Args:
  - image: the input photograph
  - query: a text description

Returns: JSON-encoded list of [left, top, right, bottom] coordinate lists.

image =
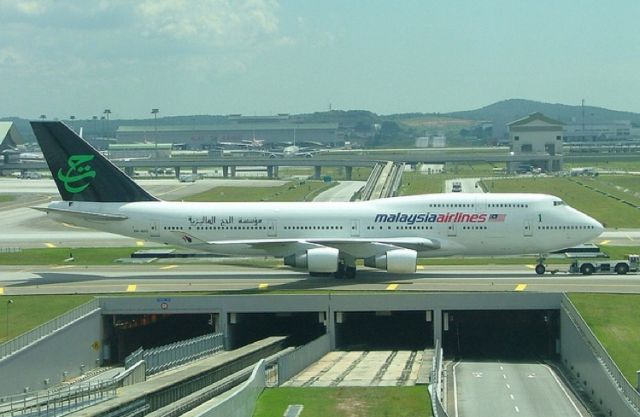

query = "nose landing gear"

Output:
[[535, 255, 547, 275]]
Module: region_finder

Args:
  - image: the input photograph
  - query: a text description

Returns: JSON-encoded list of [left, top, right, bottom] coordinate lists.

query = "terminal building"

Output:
[[116, 115, 341, 150], [506, 112, 564, 173]]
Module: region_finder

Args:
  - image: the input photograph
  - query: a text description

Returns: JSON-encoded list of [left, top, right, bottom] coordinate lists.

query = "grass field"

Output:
[[253, 387, 431, 417], [0, 247, 140, 265], [0, 195, 16, 203], [0, 295, 94, 343], [184, 180, 334, 202], [481, 176, 640, 228], [569, 293, 640, 384]]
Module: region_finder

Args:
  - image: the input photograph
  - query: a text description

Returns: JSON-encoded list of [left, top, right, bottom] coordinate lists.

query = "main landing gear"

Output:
[[535, 255, 547, 275], [334, 260, 357, 279]]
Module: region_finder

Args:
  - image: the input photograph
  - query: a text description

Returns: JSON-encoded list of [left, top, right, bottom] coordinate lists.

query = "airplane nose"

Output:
[[588, 215, 604, 237]]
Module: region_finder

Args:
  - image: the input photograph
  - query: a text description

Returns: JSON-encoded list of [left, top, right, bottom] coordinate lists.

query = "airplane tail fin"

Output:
[[31, 121, 158, 202]]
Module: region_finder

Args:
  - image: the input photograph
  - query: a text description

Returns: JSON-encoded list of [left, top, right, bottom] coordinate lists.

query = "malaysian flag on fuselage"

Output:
[[488, 213, 506, 222]]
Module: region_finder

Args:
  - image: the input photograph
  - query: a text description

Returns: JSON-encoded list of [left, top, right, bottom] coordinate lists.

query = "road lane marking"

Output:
[[126, 284, 137, 292], [503, 374, 507, 379], [0, 288, 3, 295], [386, 283, 399, 291], [510, 394, 515, 400], [599, 240, 610, 245], [259, 283, 269, 290], [51, 265, 75, 270], [136, 241, 145, 247], [506, 383, 511, 389], [500, 366, 504, 370], [525, 264, 535, 269], [624, 233, 637, 242], [45, 243, 57, 248], [160, 265, 177, 270], [515, 406, 520, 413], [515, 284, 527, 291]]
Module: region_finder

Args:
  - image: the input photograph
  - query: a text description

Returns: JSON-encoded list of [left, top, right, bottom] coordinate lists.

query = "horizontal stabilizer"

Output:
[[33, 206, 128, 221]]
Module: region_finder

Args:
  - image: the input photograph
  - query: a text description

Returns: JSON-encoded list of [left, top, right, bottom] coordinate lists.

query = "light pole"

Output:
[[92, 116, 98, 138], [103, 109, 111, 138], [151, 108, 159, 172], [69, 115, 76, 133], [5, 299, 14, 340]]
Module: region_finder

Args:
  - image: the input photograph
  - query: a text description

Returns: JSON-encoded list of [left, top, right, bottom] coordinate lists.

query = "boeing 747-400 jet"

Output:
[[31, 121, 603, 278]]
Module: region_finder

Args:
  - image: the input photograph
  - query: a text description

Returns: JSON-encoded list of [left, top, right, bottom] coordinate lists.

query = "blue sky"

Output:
[[0, 0, 638, 119]]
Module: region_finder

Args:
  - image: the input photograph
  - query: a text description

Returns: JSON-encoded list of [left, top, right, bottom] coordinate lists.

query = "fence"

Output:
[[276, 334, 331, 385], [124, 333, 224, 376], [561, 295, 640, 414], [0, 299, 100, 360]]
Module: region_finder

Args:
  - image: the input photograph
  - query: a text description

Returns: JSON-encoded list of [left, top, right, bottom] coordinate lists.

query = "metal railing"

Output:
[[429, 339, 450, 417], [0, 379, 117, 417], [0, 299, 100, 360], [124, 333, 224, 376], [562, 295, 640, 413]]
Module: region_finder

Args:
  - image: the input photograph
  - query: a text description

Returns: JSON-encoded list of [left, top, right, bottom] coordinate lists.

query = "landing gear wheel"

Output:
[[615, 263, 629, 275], [535, 264, 546, 275], [345, 266, 357, 279]]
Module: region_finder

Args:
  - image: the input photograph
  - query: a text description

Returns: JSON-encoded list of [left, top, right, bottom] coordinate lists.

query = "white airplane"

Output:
[[31, 121, 604, 278]]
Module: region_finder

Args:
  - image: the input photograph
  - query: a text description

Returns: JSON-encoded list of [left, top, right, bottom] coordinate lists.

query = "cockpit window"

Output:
[[553, 200, 566, 206]]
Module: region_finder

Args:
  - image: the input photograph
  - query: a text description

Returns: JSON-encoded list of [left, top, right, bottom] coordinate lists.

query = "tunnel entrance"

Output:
[[442, 309, 559, 359], [104, 313, 217, 363], [335, 310, 433, 350], [228, 312, 326, 350]]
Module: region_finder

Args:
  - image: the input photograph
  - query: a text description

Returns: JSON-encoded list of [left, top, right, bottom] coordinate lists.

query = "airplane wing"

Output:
[[171, 232, 439, 258]]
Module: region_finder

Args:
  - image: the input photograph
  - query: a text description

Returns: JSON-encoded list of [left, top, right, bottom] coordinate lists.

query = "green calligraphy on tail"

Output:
[[57, 155, 96, 193]]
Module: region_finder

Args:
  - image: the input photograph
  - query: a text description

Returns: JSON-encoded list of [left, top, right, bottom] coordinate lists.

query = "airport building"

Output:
[[507, 112, 564, 172], [116, 115, 340, 149]]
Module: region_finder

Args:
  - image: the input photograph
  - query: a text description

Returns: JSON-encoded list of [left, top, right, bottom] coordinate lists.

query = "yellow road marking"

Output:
[[258, 283, 269, 290], [51, 265, 75, 270], [0, 288, 4, 295], [386, 283, 399, 291], [126, 284, 137, 292], [599, 240, 610, 245], [515, 284, 527, 291], [525, 265, 535, 269], [136, 241, 145, 247], [45, 243, 57, 248], [160, 265, 177, 270], [417, 265, 425, 270]]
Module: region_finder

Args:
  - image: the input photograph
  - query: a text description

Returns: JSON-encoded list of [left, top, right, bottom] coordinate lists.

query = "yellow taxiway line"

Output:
[[386, 283, 399, 291], [160, 265, 177, 270], [259, 283, 269, 290], [126, 284, 137, 292], [514, 284, 528, 291], [44, 243, 57, 248]]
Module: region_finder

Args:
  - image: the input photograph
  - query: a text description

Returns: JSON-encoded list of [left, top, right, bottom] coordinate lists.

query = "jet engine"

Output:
[[364, 249, 417, 274], [284, 247, 339, 273]]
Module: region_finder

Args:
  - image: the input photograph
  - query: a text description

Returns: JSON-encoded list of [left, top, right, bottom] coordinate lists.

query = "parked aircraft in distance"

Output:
[[31, 121, 603, 278]]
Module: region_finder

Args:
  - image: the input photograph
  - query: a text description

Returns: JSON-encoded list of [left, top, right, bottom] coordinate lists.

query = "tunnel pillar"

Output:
[[222, 166, 229, 178], [230, 166, 237, 177], [174, 167, 181, 178], [219, 311, 230, 350], [191, 166, 198, 174], [313, 166, 321, 180], [344, 166, 353, 180], [433, 308, 443, 346]]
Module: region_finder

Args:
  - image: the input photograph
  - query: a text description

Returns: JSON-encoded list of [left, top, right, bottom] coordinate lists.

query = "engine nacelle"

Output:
[[284, 247, 339, 273], [364, 249, 417, 274]]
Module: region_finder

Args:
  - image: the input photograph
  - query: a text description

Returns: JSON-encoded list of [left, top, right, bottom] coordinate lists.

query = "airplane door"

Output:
[[523, 220, 533, 237], [447, 223, 457, 237], [267, 220, 277, 237], [150, 221, 160, 238], [351, 220, 360, 237]]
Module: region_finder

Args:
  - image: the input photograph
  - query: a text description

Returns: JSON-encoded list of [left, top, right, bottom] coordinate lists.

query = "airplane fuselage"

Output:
[[46, 192, 602, 259]]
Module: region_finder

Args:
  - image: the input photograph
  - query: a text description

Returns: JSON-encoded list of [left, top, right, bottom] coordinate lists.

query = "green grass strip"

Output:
[[253, 386, 432, 417]]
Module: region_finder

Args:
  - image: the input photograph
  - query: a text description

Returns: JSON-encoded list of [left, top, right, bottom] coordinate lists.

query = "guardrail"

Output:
[[0, 299, 100, 360], [124, 333, 224, 376], [429, 340, 450, 417], [562, 295, 640, 414], [276, 334, 331, 385]]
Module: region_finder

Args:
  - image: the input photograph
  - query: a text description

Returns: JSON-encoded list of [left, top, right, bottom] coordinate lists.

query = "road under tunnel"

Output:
[[442, 309, 559, 359], [336, 310, 433, 350]]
